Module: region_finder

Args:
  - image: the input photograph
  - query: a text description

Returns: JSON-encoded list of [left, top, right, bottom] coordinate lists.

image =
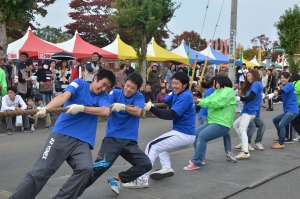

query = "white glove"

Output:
[[111, 103, 126, 112], [143, 102, 154, 111], [66, 104, 84, 114], [36, 107, 46, 117], [236, 96, 241, 102], [196, 98, 201, 102]]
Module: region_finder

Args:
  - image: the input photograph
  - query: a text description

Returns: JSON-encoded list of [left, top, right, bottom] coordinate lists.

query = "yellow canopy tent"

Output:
[[146, 38, 189, 64], [241, 58, 256, 68], [103, 34, 154, 60]]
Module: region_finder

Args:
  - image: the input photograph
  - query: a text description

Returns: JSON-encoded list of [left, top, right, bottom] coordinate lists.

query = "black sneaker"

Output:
[[23, 128, 33, 133], [6, 129, 12, 135], [265, 108, 273, 111], [285, 139, 293, 144]]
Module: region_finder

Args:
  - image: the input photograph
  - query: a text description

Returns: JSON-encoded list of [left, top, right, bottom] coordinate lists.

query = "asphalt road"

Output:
[[1, 104, 297, 199]]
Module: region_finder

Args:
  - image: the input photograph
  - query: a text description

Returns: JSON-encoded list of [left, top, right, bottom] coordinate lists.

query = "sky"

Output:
[[34, 0, 299, 50]]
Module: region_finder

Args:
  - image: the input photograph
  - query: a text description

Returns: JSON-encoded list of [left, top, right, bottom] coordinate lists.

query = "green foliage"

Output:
[[274, 4, 300, 72], [34, 26, 72, 44], [0, 0, 55, 24], [112, 0, 180, 52], [111, 0, 180, 82]]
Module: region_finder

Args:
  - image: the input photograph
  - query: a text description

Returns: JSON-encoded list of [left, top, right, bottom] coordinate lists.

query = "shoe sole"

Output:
[[254, 147, 264, 150], [236, 156, 250, 160], [121, 184, 148, 189], [108, 184, 119, 196], [226, 157, 237, 163], [183, 167, 200, 171], [150, 171, 174, 180], [285, 142, 293, 144]]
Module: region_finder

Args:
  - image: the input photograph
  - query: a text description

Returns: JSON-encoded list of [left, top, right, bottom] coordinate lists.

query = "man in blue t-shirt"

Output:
[[122, 72, 196, 189], [82, 73, 152, 197], [9, 69, 116, 199]]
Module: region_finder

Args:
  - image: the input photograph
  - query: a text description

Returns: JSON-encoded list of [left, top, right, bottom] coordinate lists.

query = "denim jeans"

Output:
[[198, 117, 208, 127], [233, 114, 255, 153], [42, 93, 51, 106], [247, 117, 266, 144], [192, 123, 230, 166], [273, 112, 298, 144]]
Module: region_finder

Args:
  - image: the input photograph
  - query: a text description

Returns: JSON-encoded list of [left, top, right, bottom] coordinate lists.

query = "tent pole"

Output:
[[189, 55, 198, 89], [199, 55, 209, 84]]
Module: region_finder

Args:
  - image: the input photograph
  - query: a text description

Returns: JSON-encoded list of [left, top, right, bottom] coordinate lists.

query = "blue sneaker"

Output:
[[6, 129, 12, 135], [45, 125, 54, 130], [107, 177, 120, 196]]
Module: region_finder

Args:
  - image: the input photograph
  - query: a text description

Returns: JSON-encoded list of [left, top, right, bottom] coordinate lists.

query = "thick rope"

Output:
[[0, 108, 69, 117], [0, 104, 169, 117]]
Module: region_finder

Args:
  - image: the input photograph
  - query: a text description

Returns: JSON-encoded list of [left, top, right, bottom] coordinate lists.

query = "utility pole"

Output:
[[228, 0, 238, 83]]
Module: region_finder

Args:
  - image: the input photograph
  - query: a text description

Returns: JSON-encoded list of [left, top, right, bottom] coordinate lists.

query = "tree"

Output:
[[243, 47, 259, 61], [171, 30, 206, 51], [112, 0, 180, 84], [0, 0, 56, 54], [34, 26, 72, 43], [66, 0, 169, 48], [275, 4, 300, 72], [250, 34, 272, 56]]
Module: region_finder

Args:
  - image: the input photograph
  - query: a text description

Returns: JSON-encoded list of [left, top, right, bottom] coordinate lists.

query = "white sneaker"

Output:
[[293, 136, 300, 142], [150, 168, 174, 180], [122, 178, 149, 189], [235, 143, 242, 149], [248, 144, 255, 151], [254, 142, 264, 150], [235, 152, 250, 160]]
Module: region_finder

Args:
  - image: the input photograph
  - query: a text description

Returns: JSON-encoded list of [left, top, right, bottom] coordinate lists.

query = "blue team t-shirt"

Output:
[[198, 88, 215, 119], [241, 81, 263, 116], [164, 89, 196, 135], [282, 82, 298, 114], [105, 89, 145, 142], [52, 78, 110, 149]]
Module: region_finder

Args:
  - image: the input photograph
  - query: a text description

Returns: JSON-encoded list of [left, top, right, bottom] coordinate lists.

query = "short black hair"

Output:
[[92, 52, 102, 59], [34, 95, 43, 102], [20, 52, 28, 57], [290, 73, 300, 82], [254, 66, 259, 69], [25, 60, 33, 67], [120, 63, 126, 70], [242, 63, 246, 66], [284, 66, 289, 70], [95, 69, 116, 87], [126, 73, 143, 90], [216, 75, 233, 88], [172, 71, 190, 90], [281, 71, 291, 79], [7, 87, 17, 93], [271, 64, 275, 68], [26, 97, 34, 102]]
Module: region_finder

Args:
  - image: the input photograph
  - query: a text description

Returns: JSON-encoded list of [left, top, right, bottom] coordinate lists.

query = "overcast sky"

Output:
[[34, 0, 299, 50]]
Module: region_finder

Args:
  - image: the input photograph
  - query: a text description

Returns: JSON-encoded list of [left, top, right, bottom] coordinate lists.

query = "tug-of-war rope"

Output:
[[0, 103, 169, 117]]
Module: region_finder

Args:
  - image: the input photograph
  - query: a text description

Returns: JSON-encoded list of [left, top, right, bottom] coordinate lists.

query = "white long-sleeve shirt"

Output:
[[1, 95, 27, 112]]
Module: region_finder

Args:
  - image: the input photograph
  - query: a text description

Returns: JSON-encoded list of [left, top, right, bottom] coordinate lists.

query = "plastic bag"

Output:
[[15, 115, 23, 126]]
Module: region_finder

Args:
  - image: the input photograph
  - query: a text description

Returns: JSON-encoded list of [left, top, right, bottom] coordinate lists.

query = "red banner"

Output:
[[38, 52, 55, 59], [7, 53, 17, 59]]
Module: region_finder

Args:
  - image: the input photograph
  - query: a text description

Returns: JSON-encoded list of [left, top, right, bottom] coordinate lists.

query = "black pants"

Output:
[[268, 87, 274, 109], [86, 137, 152, 188], [292, 108, 300, 135], [285, 123, 293, 140], [19, 88, 32, 102], [10, 133, 93, 199]]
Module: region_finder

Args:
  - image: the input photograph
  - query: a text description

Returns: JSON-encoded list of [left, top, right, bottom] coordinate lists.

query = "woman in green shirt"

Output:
[[184, 76, 237, 170]]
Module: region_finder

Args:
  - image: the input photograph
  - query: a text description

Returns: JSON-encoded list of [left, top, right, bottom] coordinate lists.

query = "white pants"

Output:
[[142, 130, 195, 180], [233, 113, 255, 153]]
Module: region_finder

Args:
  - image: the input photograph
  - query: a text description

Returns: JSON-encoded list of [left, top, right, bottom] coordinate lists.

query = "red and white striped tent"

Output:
[[54, 30, 117, 59], [7, 27, 65, 59]]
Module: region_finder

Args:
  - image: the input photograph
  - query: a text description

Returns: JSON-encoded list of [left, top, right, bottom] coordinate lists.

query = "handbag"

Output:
[[32, 84, 41, 96], [55, 81, 62, 92], [39, 82, 53, 93], [15, 115, 23, 126]]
